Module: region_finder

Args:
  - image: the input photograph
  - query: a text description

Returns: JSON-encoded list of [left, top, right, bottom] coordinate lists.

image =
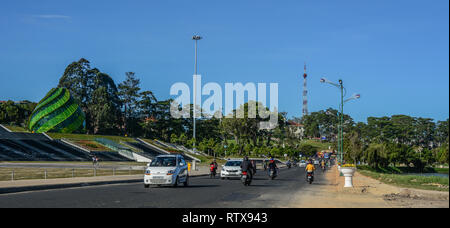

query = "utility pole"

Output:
[[339, 79, 344, 165], [320, 77, 360, 165], [192, 35, 202, 152], [302, 63, 309, 117]]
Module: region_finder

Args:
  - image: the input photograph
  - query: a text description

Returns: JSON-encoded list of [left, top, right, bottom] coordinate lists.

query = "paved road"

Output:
[[0, 166, 328, 208]]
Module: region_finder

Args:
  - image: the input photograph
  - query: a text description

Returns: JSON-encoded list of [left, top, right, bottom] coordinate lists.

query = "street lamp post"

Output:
[[320, 78, 360, 165], [192, 35, 202, 152]]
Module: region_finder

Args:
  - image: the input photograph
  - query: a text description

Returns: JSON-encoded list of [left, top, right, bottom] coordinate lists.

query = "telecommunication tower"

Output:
[[302, 63, 308, 117]]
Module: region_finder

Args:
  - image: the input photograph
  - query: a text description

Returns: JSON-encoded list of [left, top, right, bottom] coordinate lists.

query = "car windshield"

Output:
[[225, 161, 242, 166], [150, 157, 177, 167]]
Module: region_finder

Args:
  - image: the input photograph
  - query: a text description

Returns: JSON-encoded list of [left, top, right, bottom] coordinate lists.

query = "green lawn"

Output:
[[47, 133, 137, 143], [300, 139, 332, 151], [2, 125, 30, 133], [357, 165, 449, 174], [358, 169, 449, 192], [0, 167, 145, 181]]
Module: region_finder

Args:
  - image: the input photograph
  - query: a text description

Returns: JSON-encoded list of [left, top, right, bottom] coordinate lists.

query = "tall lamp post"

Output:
[[192, 35, 202, 152], [320, 78, 360, 165]]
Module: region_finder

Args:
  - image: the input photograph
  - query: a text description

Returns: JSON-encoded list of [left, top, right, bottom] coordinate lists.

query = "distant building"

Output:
[[286, 121, 305, 139]]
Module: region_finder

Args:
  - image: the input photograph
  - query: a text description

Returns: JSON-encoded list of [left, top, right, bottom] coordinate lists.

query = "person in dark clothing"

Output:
[[251, 160, 257, 174], [240, 156, 254, 180], [210, 159, 218, 177], [268, 158, 278, 176]]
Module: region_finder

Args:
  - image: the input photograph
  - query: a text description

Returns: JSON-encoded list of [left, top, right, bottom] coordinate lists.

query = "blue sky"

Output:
[[0, 0, 448, 123]]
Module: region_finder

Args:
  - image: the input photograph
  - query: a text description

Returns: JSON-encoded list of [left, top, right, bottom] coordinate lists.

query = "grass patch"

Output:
[[357, 165, 449, 174], [301, 139, 332, 151], [358, 169, 449, 192], [140, 138, 186, 154], [47, 133, 137, 143], [2, 125, 30, 133], [434, 168, 450, 174], [0, 161, 147, 166], [70, 139, 111, 151], [0, 167, 145, 181]]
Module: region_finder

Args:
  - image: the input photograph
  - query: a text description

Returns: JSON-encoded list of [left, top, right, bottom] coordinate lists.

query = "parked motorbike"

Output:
[[287, 163, 292, 169], [241, 171, 252, 186], [306, 171, 314, 184]]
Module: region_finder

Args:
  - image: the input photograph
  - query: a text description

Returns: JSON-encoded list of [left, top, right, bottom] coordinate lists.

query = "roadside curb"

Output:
[[0, 173, 210, 195]]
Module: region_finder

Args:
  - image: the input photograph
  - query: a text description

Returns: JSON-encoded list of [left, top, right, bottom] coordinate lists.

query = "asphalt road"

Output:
[[0, 166, 328, 208]]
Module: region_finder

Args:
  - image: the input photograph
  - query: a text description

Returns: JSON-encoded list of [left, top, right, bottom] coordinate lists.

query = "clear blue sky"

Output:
[[0, 0, 448, 123]]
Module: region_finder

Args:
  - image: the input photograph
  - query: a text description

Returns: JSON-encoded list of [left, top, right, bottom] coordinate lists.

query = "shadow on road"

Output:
[[247, 184, 282, 187], [153, 184, 221, 189], [269, 178, 298, 182]]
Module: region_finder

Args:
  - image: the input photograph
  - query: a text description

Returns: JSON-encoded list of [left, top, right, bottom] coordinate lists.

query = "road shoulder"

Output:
[[0, 166, 210, 194], [289, 166, 449, 208]]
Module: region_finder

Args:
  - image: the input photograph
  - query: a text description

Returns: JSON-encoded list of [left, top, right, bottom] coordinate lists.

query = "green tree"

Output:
[[365, 143, 388, 168], [344, 130, 363, 165], [58, 58, 97, 132], [89, 72, 122, 134], [118, 72, 141, 136], [436, 143, 449, 164], [298, 144, 317, 157]]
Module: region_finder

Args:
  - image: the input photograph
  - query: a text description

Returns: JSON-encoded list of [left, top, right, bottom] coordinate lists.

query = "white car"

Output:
[[144, 154, 189, 188], [299, 160, 307, 167], [220, 159, 243, 179]]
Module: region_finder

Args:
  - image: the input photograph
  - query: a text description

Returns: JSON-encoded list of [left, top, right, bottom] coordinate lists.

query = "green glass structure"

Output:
[[28, 88, 85, 133]]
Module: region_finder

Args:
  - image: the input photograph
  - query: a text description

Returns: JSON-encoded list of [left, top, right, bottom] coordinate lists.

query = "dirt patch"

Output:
[[289, 166, 449, 208], [383, 188, 449, 208]]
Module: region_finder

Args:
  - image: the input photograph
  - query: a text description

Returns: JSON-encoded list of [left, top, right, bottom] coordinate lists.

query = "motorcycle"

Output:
[[306, 171, 314, 184], [321, 165, 326, 173], [209, 165, 217, 178], [287, 163, 291, 169], [241, 171, 252, 186], [268, 168, 278, 180]]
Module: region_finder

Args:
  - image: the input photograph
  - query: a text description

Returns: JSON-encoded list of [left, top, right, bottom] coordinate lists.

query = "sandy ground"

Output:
[[289, 166, 449, 208]]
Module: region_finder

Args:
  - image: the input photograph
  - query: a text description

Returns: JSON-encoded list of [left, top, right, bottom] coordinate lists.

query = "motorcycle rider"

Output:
[[305, 159, 315, 179], [240, 156, 254, 180], [210, 159, 218, 176], [321, 159, 326, 171], [268, 158, 278, 176]]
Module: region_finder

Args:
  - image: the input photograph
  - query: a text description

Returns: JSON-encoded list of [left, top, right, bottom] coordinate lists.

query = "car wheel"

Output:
[[221, 177, 225, 180], [144, 184, 150, 188], [184, 175, 189, 187]]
